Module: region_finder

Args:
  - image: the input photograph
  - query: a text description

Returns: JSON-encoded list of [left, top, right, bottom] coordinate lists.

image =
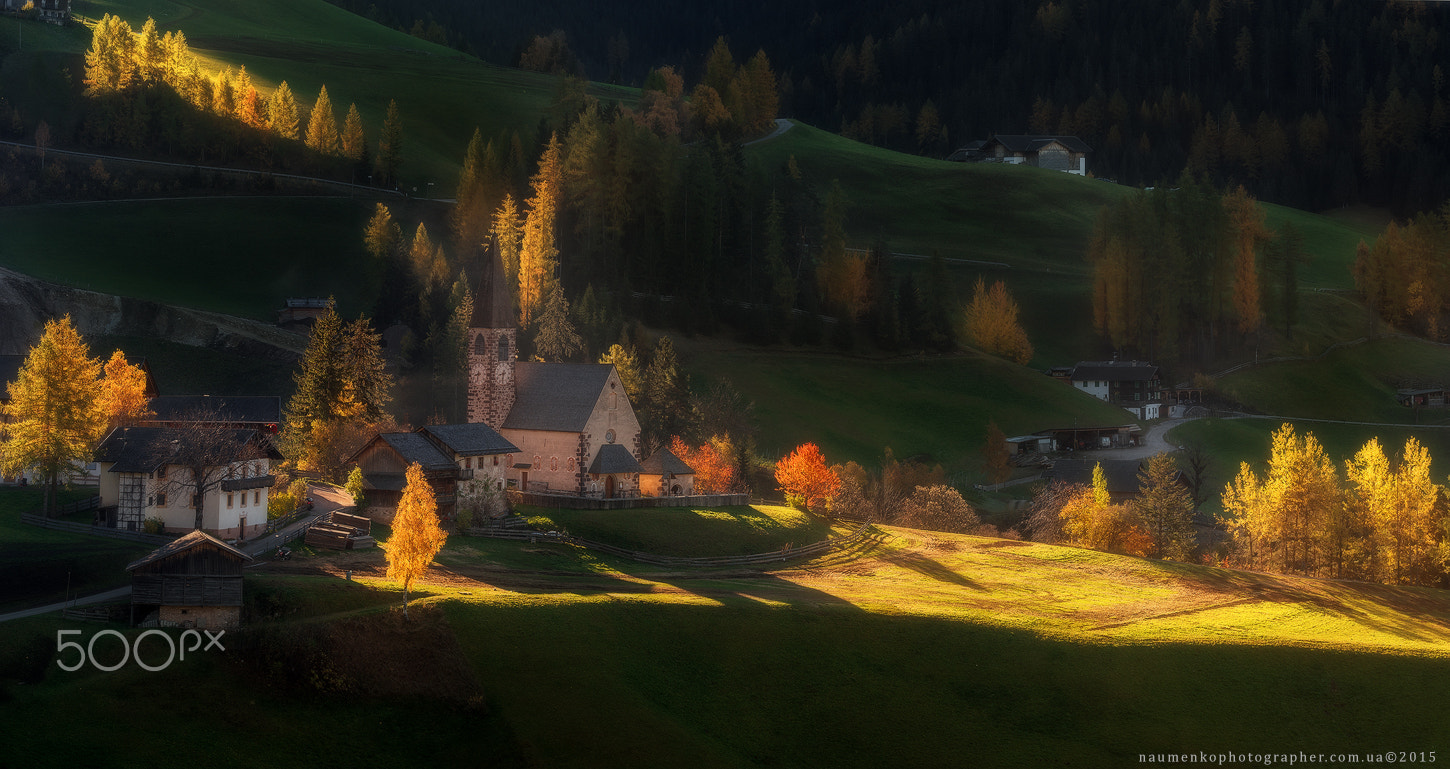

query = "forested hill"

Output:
[[327, 0, 1450, 214]]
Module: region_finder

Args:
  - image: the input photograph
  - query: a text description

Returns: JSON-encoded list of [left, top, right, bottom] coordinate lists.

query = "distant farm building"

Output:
[[1397, 388, 1448, 408], [1067, 360, 1163, 420], [277, 298, 332, 327], [948, 134, 1091, 175], [2, 0, 69, 23], [127, 530, 251, 629]]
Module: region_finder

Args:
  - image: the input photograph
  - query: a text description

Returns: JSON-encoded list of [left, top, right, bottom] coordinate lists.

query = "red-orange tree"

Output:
[[669, 435, 737, 493], [774, 443, 840, 514]]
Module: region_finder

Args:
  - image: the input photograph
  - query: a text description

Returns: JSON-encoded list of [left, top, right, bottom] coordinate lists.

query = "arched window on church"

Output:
[[498, 333, 510, 361], [474, 333, 488, 355]]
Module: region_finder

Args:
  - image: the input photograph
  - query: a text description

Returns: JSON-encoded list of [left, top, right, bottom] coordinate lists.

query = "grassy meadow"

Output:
[[0, 487, 150, 614], [3, 508, 1449, 767], [677, 338, 1133, 476]]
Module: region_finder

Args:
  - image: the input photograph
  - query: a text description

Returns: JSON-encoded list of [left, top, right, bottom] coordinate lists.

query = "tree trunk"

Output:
[[194, 485, 204, 531], [403, 583, 410, 621]]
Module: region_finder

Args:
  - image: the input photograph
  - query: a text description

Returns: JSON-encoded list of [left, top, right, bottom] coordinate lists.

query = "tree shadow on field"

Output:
[[1134, 557, 1450, 644], [875, 549, 985, 590]]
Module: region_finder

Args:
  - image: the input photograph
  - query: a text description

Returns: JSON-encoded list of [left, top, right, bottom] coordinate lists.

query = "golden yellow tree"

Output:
[[1059, 463, 1148, 555], [1221, 424, 1339, 575], [1384, 437, 1442, 585], [1224, 185, 1270, 335], [0, 316, 105, 514], [964, 277, 1034, 364], [1340, 438, 1390, 579], [384, 462, 447, 619], [518, 135, 564, 327], [304, 84, 340, 155], [98, 350, 153, 431]]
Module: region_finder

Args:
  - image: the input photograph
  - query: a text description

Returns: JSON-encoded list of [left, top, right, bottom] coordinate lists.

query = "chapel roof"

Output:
[[503, 363, 620, 433]]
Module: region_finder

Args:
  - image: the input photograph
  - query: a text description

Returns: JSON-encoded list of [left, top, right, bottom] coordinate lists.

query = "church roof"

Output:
[[588, 443, 642, 475], [640, 447, 693, 476], [471, 236, 515, 329], [503, 363, 618, 433], [417, 423, 519, 457]]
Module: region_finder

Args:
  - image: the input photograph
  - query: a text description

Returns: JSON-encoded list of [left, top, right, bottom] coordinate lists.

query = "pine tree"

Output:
[[451, 128, 492, 255], [1132, 453, 1197, 560], [384, 462, 447, 620], [377, 98, 403, 187], [643, 336, 689, 448], [267, 80, 300, 140], [304, 84, 340, 155], [533, 284, 585, 362], [0, 316, 105, 515]]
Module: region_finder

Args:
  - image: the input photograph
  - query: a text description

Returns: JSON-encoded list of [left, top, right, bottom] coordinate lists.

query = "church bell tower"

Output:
[[468, 238, 516, 428]]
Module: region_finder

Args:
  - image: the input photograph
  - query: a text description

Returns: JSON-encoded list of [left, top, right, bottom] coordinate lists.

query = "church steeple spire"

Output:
[[467, 236, 516, 428]]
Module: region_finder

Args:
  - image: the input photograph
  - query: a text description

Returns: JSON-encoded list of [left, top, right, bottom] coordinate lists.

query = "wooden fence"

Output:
[[466, 522, 881, 568], [20, 513, 173, 545]]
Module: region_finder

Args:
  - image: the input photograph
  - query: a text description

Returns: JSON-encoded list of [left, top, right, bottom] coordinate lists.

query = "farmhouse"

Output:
[[349, 431, 468, 520], [1068, 360, 1162, 420], [2, 0, 69, 23], [948, 134, 1091, 175], [127, 529, 251, 629], [93, 425, 281, 538], [467, 244, 645, 499]]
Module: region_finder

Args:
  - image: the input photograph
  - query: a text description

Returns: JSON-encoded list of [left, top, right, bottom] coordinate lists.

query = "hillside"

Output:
[[3, 513, 1448, 767]]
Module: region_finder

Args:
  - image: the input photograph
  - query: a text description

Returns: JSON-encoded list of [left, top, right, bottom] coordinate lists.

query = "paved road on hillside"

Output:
[[743, 118, 794, 146], [1084, 417, 1196, 461]]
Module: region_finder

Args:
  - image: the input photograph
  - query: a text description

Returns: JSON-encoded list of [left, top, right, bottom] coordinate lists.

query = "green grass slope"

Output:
[[679, 339, 1136, 476], [4, 518, 1448, 767], [0, 487, 151, 613]]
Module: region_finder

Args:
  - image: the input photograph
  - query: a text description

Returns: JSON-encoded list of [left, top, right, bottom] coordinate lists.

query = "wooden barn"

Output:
[[126, 530, 252, 629]]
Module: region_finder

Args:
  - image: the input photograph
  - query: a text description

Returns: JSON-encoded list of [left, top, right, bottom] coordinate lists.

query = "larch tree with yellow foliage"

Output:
[[518, 134, 564, 327], [1221, 424, 1340, 576], [963, 276, 1034, 365], [384, 462, 447, 619], [0, 316, 106, 515], [1059, 462, 1148, 555], [1224, 185, 1271, 335], [304, 84, 340, 156], [98, 350, 153, 431]]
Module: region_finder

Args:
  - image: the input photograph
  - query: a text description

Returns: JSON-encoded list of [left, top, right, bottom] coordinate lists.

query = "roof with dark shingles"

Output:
[[1069, 361, 1160, 383], [126, 529, 252, 572], [377, 432, 457, 472], [417, 423, 519, 457], [639, 448, 693, 476], [147, 395, 282, 425], [95, 426, 276, 474], [503, 363, 616, 432], [990, 134, 1093, 154], [588, 443, 642, 475]]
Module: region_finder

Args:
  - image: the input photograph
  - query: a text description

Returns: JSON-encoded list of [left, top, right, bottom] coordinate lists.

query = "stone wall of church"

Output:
[[501, 428, 589, 494], [467, 327, 516, 428]]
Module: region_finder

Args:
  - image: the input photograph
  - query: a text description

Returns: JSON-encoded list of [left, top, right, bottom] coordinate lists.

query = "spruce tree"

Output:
[[377, 98, 403, 187]]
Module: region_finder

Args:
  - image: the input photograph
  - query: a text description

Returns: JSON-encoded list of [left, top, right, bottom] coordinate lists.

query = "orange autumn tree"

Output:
[[963, 277, 1034, 364], [774, 442, 840, 515], [98, 350, 153, 431], [384, 462, 447, 619], [669, 435, 737, 493]]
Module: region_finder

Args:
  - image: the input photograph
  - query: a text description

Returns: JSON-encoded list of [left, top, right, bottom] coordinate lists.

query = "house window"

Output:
[[253, 491, 260, 505], [551, 456, 559, 471], [506, 454, 513, 467], [610, 392, 618, 410], [464, 457, 472, 469], [492, 455, 499, 466], [606, 429, 615, 444], [240, 492, 247, 507], [533, 455, 541, 469], [568, 457, 576, 473], [498, 333, 509, 361], [475, 333, 488, 355], [227, 494, 234, 508], [157, 466, 167, 480]]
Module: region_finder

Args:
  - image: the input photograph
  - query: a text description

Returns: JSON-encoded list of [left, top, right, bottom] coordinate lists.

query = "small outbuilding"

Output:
[[127, 530, 252, 629], [638, 447, 695, 497]]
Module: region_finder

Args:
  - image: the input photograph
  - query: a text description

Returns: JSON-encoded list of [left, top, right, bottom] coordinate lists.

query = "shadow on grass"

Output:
[[1134, 557, 1450, 644]]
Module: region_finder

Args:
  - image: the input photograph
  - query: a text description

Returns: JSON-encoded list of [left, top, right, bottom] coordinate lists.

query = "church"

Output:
[[466, 245, 648, 499]]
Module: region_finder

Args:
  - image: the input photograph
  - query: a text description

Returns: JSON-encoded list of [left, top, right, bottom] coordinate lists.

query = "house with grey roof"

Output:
[[349, 431, 470, 519], [949, 134, 1092, 175], [1067, 360, 1162, 420], [416, 422, 519, 517], [94, 425, 281, 539], [465, 241, 645, 500], [144, 395, 281, 433]]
